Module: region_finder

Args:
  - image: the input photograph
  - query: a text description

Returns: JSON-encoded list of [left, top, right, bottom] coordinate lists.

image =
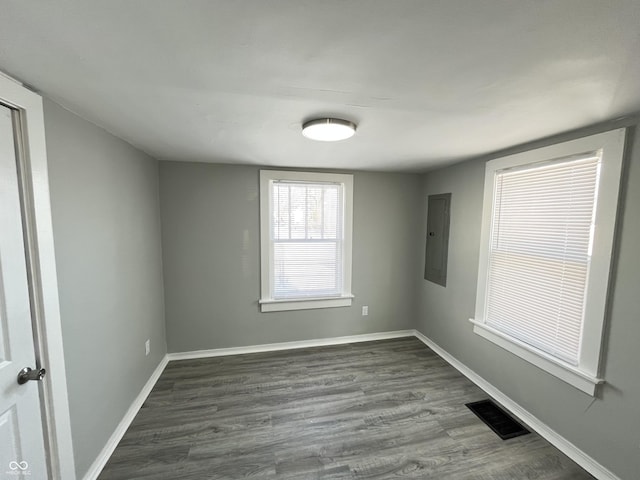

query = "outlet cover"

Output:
[[362, 306, 369, 316], [145, 339, 150, 356]]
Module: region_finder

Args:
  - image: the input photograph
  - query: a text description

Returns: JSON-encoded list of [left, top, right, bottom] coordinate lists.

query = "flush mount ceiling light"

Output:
[[302, 118, 356, 142]]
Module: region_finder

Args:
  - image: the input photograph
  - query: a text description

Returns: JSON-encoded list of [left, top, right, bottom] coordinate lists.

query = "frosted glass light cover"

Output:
[[302, 118, 356, 141]]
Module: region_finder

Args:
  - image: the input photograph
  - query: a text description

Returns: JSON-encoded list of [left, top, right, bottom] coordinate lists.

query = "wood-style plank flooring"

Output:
[[99, 337, 594, 479]]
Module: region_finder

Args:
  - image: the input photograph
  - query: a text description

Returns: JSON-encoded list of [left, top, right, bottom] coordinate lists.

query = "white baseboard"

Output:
[[412, 329, 621, 480], [167, 330, 415, 361], [82, 355, 169, 480]]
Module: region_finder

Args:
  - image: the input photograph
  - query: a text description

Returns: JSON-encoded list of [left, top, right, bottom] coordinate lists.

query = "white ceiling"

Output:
[[1, 1, 639, 171]]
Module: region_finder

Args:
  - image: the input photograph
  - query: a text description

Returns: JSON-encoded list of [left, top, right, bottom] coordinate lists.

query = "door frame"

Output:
[[0, 71, 76, 479]]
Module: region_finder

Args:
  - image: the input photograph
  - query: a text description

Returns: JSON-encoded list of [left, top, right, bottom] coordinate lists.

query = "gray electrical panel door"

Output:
[[424, 193, 451, 286]]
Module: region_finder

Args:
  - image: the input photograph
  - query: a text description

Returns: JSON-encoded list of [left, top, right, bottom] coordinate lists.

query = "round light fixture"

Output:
[[302, 118, 356, 142]]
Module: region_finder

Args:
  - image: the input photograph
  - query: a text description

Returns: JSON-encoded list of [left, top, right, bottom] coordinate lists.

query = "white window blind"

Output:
[[473, 129, 625, 394], [271, 181, 344, 299], [485, 154, 601, 365]]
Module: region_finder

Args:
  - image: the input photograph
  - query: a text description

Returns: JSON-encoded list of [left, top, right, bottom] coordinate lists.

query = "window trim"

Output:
[[259, 170, 354, 313], [471, 128, 626, 395]]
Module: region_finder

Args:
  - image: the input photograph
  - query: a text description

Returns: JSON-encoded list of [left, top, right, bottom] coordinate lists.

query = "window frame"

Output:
[[259, 170, 354, 312], [471, 128, 626, 395]]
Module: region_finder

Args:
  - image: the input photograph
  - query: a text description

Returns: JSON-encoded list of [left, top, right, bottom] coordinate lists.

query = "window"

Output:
[[259, 170, 354, 312], [471, 129, 626, 395]]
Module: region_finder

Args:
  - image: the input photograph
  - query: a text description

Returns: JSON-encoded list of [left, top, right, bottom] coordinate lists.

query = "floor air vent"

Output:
[[465, 399, 530, 440]]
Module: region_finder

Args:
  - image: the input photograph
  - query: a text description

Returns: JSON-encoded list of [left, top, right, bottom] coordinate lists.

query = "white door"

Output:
[[0, 104, 47, 478]]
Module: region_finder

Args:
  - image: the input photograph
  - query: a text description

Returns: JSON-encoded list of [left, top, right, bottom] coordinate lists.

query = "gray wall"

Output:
[[159, 162, 422, 352], [416, 122, 640, 480], [44, 100, 167, 479]]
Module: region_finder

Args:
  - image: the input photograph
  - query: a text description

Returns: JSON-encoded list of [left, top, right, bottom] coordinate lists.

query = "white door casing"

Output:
[[0, 72, 76, 479], [0, 104, 48, 478]]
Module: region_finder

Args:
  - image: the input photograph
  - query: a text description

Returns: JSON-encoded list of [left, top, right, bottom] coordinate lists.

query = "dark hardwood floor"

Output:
[[99, 337, 594, 479]]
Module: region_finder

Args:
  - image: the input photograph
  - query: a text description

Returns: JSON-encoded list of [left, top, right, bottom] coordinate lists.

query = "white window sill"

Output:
[[469, 319, 604, 396], [259, 295, 354, 312]]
